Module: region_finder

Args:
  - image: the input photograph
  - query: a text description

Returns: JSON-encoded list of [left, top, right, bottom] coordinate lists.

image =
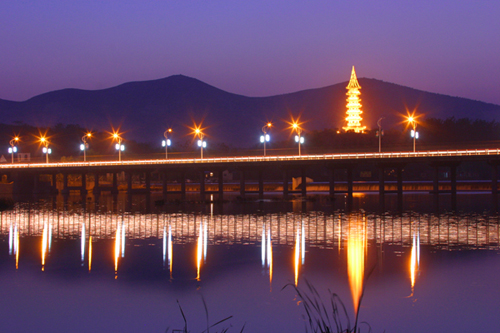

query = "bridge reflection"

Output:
[[2, 209, 499, 250]]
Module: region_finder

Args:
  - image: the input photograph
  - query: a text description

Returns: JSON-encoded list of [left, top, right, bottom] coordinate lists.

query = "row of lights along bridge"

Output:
[[5, 115, 419, 163]]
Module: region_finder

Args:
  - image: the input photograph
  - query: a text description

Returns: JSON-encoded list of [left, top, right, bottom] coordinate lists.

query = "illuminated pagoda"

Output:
[[342, 66, 366, 133]]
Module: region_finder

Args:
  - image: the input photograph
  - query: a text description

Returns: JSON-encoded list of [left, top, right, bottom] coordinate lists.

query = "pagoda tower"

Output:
[[342, 66, 366, 133]]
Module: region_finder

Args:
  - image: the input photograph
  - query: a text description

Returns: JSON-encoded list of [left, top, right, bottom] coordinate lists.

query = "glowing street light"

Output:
[[80, 132, 92, 162], [292, 122, 304, 156], [376, 117, 384, 153], [113, 133, 125, 161], [40, 137, 51, 163], [162, 128, 172, 159], [194, 128, 206, 159], [8, 136, 19, 163], [260, 122, 272, 156], [407, 115, 419, 152]]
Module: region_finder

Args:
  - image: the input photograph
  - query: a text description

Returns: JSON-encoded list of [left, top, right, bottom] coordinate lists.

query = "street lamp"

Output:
[[260, 122, 272, 156], [194, 128, 206, 159], [80, 132, 92, 162], [8, 136, 19, 163], [376, 117, 384, 153], [113, 133, 124, 161], [40, 137, 51, 163], [162, 128, 172, 159], [407, 116, 419, 152], [292, 122, 304, 156]]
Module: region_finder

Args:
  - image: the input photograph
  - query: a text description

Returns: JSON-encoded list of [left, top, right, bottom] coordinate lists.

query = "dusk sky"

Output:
[[1, 1, 499, 105]]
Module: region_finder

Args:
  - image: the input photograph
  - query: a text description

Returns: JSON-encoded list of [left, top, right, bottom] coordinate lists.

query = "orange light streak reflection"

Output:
[[88, 236, 92, 272], [347, 218, 365, 314]]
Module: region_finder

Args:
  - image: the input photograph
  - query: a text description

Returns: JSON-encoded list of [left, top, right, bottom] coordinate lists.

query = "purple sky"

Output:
[[1, 1, 499, 104]]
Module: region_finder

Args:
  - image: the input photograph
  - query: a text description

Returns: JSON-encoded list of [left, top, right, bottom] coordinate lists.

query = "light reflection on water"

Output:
[[1, 207, 499, 277], [1, 204, 500, 332]]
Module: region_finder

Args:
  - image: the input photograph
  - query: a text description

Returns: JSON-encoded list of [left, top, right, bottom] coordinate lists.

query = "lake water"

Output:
[[0, 193, 499, 332]]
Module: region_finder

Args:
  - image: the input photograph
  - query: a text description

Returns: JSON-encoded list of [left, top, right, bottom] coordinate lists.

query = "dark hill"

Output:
[[1, 75, 499, 147]]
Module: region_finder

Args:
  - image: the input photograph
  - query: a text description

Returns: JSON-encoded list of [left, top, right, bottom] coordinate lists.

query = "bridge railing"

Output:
[[1, 148, 500, 169]]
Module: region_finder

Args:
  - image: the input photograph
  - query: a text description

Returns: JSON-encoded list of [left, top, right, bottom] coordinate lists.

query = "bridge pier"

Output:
[[199, 170, 206, 201], [283, 169, 289, 200], [346, 167, 353, 211], [433, 166, 440, 212], [258, 169, 264, 200], [450, 165, 457, 211], [51, 173, 58, 195], [379, 167, 385, 213], [111, 173, 119, 195], [94, 173, 101, 195], [180, 172, 186, 201], [218, 169, 224, 201], [239, 169, 246, 199], [329, 169, 335, 198], [397, 166, 403, 212], [492, 163, 498, 212], [301, 168, 307, 197]]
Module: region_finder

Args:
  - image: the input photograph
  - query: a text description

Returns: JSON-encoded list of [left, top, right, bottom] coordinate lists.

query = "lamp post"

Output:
[[407, 116, 419, 152], [40, 137, 51, 163], [195, 128, 206, 159], [293, 123, 304, 156], [162, 128, 172, 159], [113, 133, 124, 161], [80, 133, 91, 162], [260, 122, 272, 156], [376, 117, 384, 153], [8, 137, 19, 163]]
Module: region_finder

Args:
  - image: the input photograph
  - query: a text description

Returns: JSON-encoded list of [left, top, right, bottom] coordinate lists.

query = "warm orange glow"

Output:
[[15, 230, 19, 270], [294, 228, 301, 287], [168, 128, 173, 133], [41, 224, 48, 271], [88, 236, 92, 272], [14, 137, 19, 142], [40, 137, 46, 144], [343, 66, 366, 133], [196, 222, 203, 281], [409, 233, 420, 297], [347, 218, 365, 314], [114, 224, 121, 278], [267, 122, 272, 128], [86, 132, 92, 138]]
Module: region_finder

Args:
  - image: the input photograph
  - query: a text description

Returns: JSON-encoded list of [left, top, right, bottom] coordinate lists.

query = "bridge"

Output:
[[2, 148, 500, 211]]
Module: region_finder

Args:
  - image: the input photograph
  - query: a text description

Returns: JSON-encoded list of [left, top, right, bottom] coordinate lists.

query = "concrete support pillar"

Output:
[[492, 164, 498, 212], [145, 171, 151, 194], [163, 172, 168, 196], [33, 174, 39, 195], [283, 169, 289, 200], [329, 169, 335, 197], [258, 169, 264, 200], [199, 170, 205, 201], [239, 170, 246, 199], [433, 166, 440, 212], [61, 173, 69, 195], [81, 173, 87, 196], [301, 168, 307, 197], [346, 167, 353, 211], [180, 173, 186, 201], [397, 166, 403, 211], [126, 173, 132, 194], [51, 173, 58, 195], [450, 165, 457, 212], [218, 170, 224, 201], [379, 167, 385, 212], [111, 173, 118, 194], [94, 173, 101, 195]]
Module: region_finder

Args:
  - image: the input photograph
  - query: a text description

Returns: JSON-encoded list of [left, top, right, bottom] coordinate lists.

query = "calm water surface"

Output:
[[0, 193, 499, 332]]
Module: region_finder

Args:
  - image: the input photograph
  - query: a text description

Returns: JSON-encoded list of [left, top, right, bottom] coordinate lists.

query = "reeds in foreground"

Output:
[[283, 280, 371, 333], [166, 295, 245, 333]]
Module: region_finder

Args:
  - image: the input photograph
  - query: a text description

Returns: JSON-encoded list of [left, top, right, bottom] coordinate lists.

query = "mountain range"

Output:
[[1, 75, 499, 147]]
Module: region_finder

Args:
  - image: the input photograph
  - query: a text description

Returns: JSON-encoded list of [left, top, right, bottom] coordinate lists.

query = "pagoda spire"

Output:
[[342, 66, 366, 133]]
